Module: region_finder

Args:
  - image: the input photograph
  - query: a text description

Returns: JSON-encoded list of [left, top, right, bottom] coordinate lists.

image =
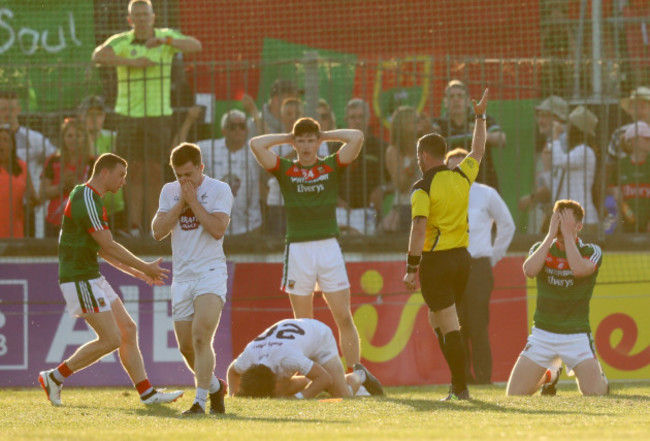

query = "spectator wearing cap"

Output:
[[434, 79, 506, 191], [0, 89, 56, 238], [78, 96, 125, 232], [186, 109, 262, 235], [546, 106, 600, 232], [519, 96, 569, 232], [607, 86, 650, 160], [247, 79, 300, 137], [609, 122, 650, 233]]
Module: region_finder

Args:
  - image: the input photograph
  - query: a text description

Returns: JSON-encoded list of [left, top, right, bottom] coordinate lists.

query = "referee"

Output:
[[403, 89, 488, 401]]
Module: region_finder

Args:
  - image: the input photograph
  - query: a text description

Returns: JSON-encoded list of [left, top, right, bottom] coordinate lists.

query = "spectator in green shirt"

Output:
[[92, 0, 202, 236]]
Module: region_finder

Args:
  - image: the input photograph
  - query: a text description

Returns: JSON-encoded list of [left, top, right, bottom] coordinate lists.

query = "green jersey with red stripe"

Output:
[[58, 184, 109, 283], [270, 153, 347, 243], [530, 238, 603, 334]]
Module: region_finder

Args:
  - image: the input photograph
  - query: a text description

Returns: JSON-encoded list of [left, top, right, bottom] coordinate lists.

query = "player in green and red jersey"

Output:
[[38, 153, 183, 407], [250, 118, 383, 396], [506, 199, 609, 396]]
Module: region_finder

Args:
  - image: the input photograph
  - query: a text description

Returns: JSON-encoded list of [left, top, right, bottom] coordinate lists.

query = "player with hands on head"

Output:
[[506, 199, 608, 396], [249, 118, 383, 395], [38, 153, 181, 407], [152, 143, 233, 415], [403, 89, 489, 401]]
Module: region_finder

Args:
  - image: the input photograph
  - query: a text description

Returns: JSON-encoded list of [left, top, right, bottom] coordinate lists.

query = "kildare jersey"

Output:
[[58, 184, 108, 283], [269, 153, 347, 243], [531, 239, 603, 334], [157, 176, 233, 282], [233, 319, 337, 379]]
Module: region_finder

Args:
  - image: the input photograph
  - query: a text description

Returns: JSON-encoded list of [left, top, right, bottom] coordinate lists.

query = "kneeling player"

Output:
[[227, 318, 383, 398], [506, 200, 609, 396]]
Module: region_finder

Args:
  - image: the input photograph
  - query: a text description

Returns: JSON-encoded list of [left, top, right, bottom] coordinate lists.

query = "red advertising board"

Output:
[[230, 258, 528, 386]]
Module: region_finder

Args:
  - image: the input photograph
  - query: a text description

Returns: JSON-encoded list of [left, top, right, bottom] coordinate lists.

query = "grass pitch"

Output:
[[3, 382, 649, 441]]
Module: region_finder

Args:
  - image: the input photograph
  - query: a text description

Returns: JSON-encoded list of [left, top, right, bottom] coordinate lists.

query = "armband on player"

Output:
[[407, 254, 421, 266]]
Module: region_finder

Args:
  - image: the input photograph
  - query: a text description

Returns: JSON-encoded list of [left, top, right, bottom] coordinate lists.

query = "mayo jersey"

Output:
[[157, 176, 233, 282], [531, 238, 603, 333]]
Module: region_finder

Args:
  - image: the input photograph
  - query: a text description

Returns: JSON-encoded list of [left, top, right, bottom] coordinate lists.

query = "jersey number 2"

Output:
[[254, 323, 305, 341]]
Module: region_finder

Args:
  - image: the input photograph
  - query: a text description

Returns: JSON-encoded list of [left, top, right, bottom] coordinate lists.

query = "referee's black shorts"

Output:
[[419, 247, 471, 312]]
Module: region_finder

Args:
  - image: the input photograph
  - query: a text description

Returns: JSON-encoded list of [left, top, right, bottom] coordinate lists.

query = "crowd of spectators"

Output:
[[3, 77, 650, 239], [1, 1, 648, 239]]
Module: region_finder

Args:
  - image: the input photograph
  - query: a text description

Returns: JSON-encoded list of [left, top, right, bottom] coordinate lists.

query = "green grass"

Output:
[[3, 383, 649, 441]]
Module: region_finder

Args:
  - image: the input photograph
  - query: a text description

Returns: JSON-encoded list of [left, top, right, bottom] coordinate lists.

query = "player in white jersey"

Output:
[[227, 318, 382, 399], [152, 143, 233, 415]]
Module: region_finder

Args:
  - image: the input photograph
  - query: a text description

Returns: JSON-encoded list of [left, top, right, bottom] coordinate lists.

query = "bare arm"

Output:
[[250, 133, 292, 169], [165, 36, 202, 53], [487, 130, 506, 148], [242, 94, 264, 135], [467, 89, 489, 165], [321, 129, 363, 164], [522, 211, 560, 278], [98, 250, 164, 286], [558, 210, 597, 278], [403, 216, 427, 290], [92, 45, 156, 68], [174, 106, 203, 145], [300, 363, 333, 399], [227, 361, 241, 397], [91, 229, 169, 282]]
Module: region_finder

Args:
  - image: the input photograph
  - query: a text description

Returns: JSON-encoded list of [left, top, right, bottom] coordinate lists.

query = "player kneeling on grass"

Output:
[[506, 199, 609, 396], [227, 318, 383, 399]]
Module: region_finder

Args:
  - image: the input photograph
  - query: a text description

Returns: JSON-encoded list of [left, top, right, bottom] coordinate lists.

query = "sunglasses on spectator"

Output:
[[227, 122, 247, 130]]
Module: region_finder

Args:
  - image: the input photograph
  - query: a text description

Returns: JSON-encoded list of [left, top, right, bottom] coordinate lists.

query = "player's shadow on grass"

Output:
[[383, 397, 606, 416], [125, 407, 347, 423]]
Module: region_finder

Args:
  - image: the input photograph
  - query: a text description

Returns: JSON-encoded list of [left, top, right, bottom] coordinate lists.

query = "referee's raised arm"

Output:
[[467, 89, 489, 165]]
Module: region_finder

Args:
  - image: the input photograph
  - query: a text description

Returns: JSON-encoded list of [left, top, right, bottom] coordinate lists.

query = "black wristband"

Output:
[[407, 254, 421, 266], [476, 114, 486, 120], [406, 264, 419, 274]]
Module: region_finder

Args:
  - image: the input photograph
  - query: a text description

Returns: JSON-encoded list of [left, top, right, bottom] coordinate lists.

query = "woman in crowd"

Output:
[[40, 118, 95, 237], [0, 126, 38, 238]]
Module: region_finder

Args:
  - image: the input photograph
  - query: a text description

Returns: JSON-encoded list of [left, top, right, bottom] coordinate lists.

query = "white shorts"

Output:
[[281, 238, 350, 296], [60, 276, 118, 317], [520, 326, 599, 375], [171, 270, 228, 321]]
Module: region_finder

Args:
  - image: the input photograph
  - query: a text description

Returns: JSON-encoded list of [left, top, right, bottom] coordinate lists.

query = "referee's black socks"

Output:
[[443, 330, 468, 394]]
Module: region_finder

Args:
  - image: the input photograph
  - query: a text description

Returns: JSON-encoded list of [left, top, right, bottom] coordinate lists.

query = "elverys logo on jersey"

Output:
[[286, 163, 333, 193], [179, 208, 199, 230], [286, 164, 333, 181]]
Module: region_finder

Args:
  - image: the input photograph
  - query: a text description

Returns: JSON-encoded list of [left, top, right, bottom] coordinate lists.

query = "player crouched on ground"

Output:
[[227, 318, 383, 399], [506, 199, 609, 396]]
